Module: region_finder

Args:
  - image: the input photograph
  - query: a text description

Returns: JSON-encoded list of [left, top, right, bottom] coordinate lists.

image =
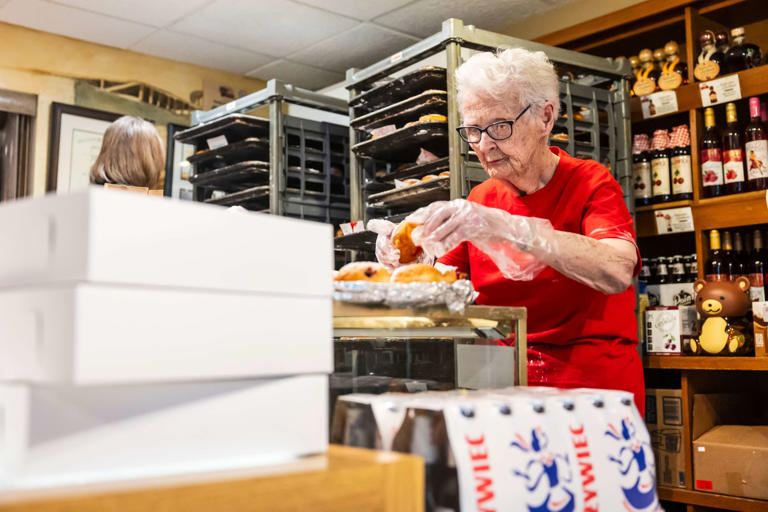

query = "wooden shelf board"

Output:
[[630, 66, 768, 124], [658, 487, 768, 511], [635, 200, 693, 212], [693, 190, 768, 231], [645, 355, 768, 371], [571, 15, 685, 53]]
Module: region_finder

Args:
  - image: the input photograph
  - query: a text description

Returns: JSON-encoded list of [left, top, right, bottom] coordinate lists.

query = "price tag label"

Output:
[[390, 51, 403, 63], [225, 101, 237, 112], [206, 134, 228, 150], [699, 74, 742, 107], [640, 91, 679, 119], [654, 207, 694, 234]]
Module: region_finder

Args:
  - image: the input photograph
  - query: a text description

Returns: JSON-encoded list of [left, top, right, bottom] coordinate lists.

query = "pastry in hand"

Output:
[[391, 263, 457, 284], [392, 221, 423, 264], [335, 262, 391, 282]]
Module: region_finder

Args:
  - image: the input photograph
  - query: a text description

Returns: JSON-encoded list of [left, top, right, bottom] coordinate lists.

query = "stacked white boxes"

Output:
[[0, 188, 332, 489]]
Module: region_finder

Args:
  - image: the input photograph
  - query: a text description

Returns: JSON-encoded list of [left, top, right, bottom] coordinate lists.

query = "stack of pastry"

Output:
[[335, 262, 457, 284]]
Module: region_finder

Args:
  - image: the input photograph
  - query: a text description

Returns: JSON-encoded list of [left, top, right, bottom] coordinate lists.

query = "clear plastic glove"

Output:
[[406, 199, 555, 281], [368, 218, 432, 271]]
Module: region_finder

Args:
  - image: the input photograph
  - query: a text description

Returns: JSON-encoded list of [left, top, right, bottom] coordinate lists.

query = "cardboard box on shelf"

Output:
[[646, 388, 686, 488], [692, 393, 768, 500], [646, 282, 695, 307], [753, 301, 768, 357], [645, 306, 697, 355]]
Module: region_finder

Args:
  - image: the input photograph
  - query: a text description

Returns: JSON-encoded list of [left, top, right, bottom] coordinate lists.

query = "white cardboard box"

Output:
[[646, 282, 696, 307], [645, 306, 698, 355], [0, 283, 332, 384], [0, 374, 328, 489], [0, 188, 332, 297]]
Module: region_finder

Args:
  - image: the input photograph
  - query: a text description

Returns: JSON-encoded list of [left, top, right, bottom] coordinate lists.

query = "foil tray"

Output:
[[334, 279, 475, 314]]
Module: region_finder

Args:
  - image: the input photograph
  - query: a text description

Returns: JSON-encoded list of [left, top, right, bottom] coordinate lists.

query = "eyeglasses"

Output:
[[456, 104, 532, 144]]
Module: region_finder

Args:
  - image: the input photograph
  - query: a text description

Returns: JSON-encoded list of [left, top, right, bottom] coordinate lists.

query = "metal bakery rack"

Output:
[[177, 79, 350, 225], [336, 17, 632, 254]]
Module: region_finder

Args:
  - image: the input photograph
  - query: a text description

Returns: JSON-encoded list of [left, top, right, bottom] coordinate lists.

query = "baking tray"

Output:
[[351, 122, 448, 162], [381, 156, 449, 183], [351, 90, 447, 132], [334, 230, 378, 251], [187, 138, 269, 171], [175, 114, 269, 146], [204, 185, 270, 208], [189, 160, 269, 190], [350, 67, 447, 112], [368, 176, 450, 209]]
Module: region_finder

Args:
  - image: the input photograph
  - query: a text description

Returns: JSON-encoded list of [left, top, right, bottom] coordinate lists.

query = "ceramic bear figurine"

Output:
[[689, 277, 753, 355]]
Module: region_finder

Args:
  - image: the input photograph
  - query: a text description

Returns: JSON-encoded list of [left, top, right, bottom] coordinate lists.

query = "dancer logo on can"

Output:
[[605, 417, 658, 511], [511, 427, 575, 512]]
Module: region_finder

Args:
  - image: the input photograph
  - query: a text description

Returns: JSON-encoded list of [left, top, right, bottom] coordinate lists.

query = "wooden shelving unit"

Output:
[[538, 1, 768, 511]]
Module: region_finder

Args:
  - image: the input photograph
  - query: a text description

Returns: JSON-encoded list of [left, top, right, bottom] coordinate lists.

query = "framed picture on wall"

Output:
[[164, 123, 195, 200], [46, 103, 120, 193]]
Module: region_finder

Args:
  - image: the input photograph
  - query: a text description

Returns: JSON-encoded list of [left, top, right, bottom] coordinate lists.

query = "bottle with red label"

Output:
[[701, 107, 725, 198], [651, 129, 671, 203], [669, 125, 693, 200], [722, 102, 746, 195], [745, 96, 768, 191], [632, 134, 652, 206]]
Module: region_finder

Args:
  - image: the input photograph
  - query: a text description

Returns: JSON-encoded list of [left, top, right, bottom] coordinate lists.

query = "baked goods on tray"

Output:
[[335, 262, 391, 282], [392, 264, 457, 284]]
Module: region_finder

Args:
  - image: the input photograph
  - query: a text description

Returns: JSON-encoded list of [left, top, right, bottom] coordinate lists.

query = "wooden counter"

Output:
[[0, 445, 424, 512]]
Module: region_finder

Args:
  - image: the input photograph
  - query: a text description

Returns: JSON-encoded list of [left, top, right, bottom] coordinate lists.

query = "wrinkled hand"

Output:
[[406, 199, 554, 281]]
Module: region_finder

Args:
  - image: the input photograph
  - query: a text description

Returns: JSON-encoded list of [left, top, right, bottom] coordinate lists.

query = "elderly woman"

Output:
[[375, 48, 643, 413]]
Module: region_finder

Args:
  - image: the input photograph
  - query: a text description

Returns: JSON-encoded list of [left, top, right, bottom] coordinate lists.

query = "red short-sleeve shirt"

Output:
[[439, 147, 645, 414]]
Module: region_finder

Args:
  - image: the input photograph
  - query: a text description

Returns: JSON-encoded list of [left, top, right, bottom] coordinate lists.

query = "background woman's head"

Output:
[[456, 48, 559, 182], [90, 116, 164, 188]]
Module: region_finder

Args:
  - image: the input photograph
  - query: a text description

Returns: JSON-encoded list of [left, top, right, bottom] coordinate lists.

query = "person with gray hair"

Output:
[[371, 48, 645, 414]]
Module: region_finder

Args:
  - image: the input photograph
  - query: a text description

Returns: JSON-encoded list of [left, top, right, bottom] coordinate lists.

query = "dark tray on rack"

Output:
[[189, 160, 270, 190], [175, 114, 269, 147], [368, 176, 450, 209], [204, 185, 270, 208], [187, 138, 269, 170], [334, 230, 378, 251], [350, 67, 447, 112], [381, 156, 450, 183], [351, 122, 448, 162], [351, 90, 447, 132]]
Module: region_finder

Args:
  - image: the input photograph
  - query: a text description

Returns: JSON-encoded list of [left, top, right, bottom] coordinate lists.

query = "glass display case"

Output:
[[331, 302, 527, 413]]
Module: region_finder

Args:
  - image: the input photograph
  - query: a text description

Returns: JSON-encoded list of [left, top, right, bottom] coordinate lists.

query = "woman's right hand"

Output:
[[367, 218, 402, 271]]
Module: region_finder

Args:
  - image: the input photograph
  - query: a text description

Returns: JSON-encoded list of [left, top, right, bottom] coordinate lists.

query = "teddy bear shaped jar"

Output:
[[689, 277, 753, 355]]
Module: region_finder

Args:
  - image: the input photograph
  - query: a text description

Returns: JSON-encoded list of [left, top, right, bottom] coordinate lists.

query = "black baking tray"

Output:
[[187, 138, 269, 172], [334, 230, 378, 251], [204, 185, 270, 208], [351, 90, 447, 132], [189, 160, 269, 190], [174, 114, 269, 146], [367, 176, 450, 210], [350, 67, 447, 112], [351, 122, 448, 162], [381, 156, 450, 183]]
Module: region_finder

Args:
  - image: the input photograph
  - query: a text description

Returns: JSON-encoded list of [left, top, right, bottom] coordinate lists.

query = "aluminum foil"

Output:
[[333, 279, 475, 313]]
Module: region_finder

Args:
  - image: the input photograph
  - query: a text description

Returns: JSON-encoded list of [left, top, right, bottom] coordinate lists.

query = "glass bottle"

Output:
[[670, 125, 693, 200], [656, 256, 670, 284], [651, 129, 671, 203], [632, 134, 652, 206], [660, 40, 688, 89], [635, 48, 660, 95], [695, 30, 725, 81], [706, 229, 728, 281], [722, 102, 746, 195], [639, 257, 651, 293], [687, 253, 699, 282], [700, 107, 725, 198], [725, 27, 763, 73], [749, 230, 767, 302], [629, 55, 641, 96], [732, 232, 747, 279], [722, 231, 737, 281], [715, 31, 730, 54], [745, 97, 768, 191], [671, 255, 687, 283]]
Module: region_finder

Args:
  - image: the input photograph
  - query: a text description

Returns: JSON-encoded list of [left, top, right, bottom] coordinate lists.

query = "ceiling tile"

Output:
[[132, 31, 273, 74], [170, 0, 357, 58], [294, 0, 413, 21], [49, 0, 210, 27], [290, 24, 416, 73], [373, 0, 545, 38], [246, 60, 344, 90], [0, 0, 155, 48]]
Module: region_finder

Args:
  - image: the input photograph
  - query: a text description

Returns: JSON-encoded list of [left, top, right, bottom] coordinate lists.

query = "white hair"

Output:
[[456, 48, 560, 118]]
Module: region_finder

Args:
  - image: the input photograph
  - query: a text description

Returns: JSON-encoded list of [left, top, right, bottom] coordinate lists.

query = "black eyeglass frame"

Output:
[[455, 104, 532, 143]]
